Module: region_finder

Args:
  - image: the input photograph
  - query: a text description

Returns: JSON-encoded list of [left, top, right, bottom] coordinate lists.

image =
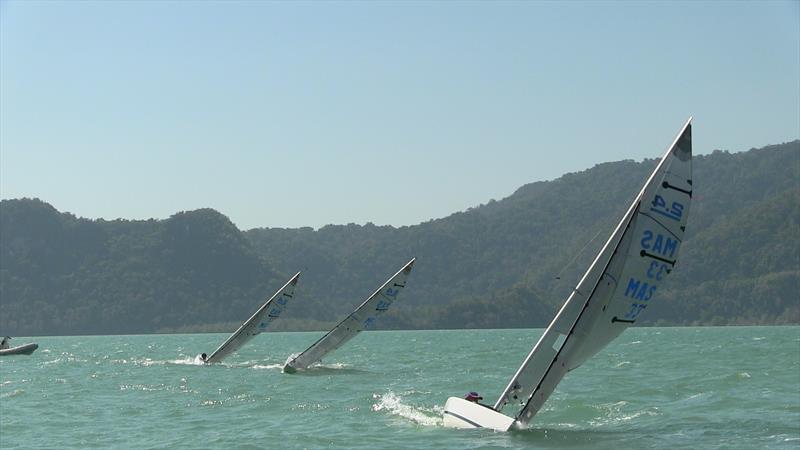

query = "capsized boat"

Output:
[[283, 258, 415, 373], [203, 272, 301, 364], [443, 118, 693, 431], [0, 336, 38, 356]]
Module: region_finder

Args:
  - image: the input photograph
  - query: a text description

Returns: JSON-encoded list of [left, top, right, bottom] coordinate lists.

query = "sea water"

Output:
[[1, 327, 798, 449]]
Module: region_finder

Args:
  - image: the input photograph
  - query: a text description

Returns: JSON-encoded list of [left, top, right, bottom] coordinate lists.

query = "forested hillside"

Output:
[[0, 205, 283, 335], [1, 141, 797, 336]]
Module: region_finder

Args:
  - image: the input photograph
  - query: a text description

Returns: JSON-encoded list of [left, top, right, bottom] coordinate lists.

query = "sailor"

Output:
[[200, 353, 208, 363], [0, 336, 10, 350], [464, 391, 483, 403]]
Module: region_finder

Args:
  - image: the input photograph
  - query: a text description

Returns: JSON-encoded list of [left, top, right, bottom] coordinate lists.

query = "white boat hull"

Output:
[[442, 397, 515, 432], [0, 343, 38, 356]]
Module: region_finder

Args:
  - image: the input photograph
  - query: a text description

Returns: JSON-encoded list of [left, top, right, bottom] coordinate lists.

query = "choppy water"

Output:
[[1, 327, 798, 449]]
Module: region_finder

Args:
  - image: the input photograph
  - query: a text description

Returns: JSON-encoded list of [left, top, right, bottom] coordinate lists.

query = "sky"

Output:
[[1, 1, 798, 230]]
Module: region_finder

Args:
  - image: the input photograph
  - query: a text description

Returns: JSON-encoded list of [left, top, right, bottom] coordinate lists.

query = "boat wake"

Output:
[[282, 356, 363, 375], [252, 363, 284, 370], [313, 362, 350, 370], [166, 356, 206, 366], [371, 391, 442, 427], [587, 401, 661, 427]]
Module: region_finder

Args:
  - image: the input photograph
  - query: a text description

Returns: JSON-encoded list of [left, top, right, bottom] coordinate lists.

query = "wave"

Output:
[[252, 363, 284, 370], [119, 377, 195, 394], [0, 389, 25, 399], [282, 361, 365, 375], [160, 357, 205, 366], [588, 401, 661, 427]]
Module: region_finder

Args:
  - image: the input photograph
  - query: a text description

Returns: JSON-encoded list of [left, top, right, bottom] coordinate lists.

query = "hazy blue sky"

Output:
[[1, 1, 798, 230]]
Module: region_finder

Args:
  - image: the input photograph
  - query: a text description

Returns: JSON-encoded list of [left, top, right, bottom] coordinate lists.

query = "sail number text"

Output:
[[621, 229, 679, 321], [362, 285, 404, 328], [649, 195, 684, 222]]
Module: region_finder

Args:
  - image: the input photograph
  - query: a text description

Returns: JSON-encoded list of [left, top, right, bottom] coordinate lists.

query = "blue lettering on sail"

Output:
[[647, 261, 668, 280], [624, 303, 646, 320], [652, 235, 663, 254], [641, 230, 653, 249], [635, 282, 649, 300], [641, 231, 679, 258], [385, 288, 399, 298], [624, 278, 657, 301], [622, 277, 658, 320], [650, 195, 683, 221], [663, 238, 678, 258], [625, 278, 641, 298], [376, 299, 392, 311]]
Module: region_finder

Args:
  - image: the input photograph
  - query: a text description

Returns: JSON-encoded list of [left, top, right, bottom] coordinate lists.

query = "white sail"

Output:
[[497, 118, 693, 425], [443, 118, 693, 431], [206, 272, 301, 363], [284, 258, 415, 372]]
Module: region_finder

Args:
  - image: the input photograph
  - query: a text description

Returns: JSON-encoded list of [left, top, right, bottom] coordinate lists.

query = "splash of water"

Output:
[[371, 391, 442, 427]]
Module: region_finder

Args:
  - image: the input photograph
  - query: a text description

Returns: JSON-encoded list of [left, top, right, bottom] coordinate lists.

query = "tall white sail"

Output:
[[206, 272, 301, 364], [443, 118, 692, 431], [498, 118, 692, 424], [284, 258, 415, 372]]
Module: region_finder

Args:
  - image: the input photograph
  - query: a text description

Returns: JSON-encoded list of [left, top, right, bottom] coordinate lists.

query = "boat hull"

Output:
[[442, 397, 515, 432], [0, 343, 38, 356]]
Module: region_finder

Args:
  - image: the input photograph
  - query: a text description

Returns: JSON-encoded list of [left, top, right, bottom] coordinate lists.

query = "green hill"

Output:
[[1, 141, 797, 335], [0, 203, 282, 335]]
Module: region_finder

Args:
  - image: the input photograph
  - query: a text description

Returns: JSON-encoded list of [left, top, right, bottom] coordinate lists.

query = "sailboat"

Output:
[[443, 118, 693, 431], [203, 272, 301, 364], [283, 258, 415, 373]]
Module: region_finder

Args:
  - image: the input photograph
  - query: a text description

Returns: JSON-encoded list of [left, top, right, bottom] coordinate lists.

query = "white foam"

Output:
[[589, 402, 660, 426], [252, 363, 283, 370], [0, 389, 24, 399], [284, 353, 300, 367], [167, 356, 204, 366], [371, 391, 442, 427], [313, 362, 350, 370]]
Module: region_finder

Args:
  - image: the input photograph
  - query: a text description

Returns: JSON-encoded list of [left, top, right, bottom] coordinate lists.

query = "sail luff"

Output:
[[206, 271, 301, 363]]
